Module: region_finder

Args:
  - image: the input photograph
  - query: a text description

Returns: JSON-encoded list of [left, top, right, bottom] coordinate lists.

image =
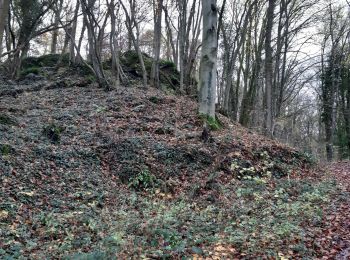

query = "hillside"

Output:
[[0, 63, 349, 259]]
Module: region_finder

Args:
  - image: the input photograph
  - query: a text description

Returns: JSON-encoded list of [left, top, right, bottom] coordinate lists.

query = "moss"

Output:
[[69, 63, 95, 77], [159, 60, 176, 69], [40, 53, 69, 67], [20, 67, 40, 77], [120, 50, 181, 90], [22, 54, 70, 69], [86, 74, 97, 83], [199, 114, 222, 131], [293, 151, 317, 166], [42, 123, 65, 143], [122, 50, 140, 66], [128, 168, 159, 191], [0, 114, 18, 126], [149, 96, 161, 104], [0, 144, 13, 156]]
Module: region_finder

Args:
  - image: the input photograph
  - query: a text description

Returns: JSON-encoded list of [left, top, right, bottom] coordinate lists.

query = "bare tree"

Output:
[[319, 2, 349, 161], [6, 0, 55, 78], [264, 0, 276, 136], [0, 0, 10, 58], [50, 0, 64, 54], [120, 0, 148, 88], [80, 0, 110, 89], [69, 0, 81, 63], [108, 0, 126, 88], [150, 0, 163, 89], [199, 0, 218, 119]]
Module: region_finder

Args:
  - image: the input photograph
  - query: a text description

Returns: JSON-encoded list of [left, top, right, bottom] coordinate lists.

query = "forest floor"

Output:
[[0, 68, 350, 259]]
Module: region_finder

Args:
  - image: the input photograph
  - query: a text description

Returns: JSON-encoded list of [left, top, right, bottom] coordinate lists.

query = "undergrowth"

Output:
[[48, 178, 338, 258]]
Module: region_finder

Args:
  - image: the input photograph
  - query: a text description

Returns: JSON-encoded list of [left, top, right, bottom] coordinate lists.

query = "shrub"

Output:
[[128, 169, 158, 191], [20, 67, 40, 77], [42, 123, 65, 143], [159, 60, 176, 69], [0, 144, 13, 156], [199, 114, 222, 131], [22, 54, 70, 69], [0, 114, 18, 126]]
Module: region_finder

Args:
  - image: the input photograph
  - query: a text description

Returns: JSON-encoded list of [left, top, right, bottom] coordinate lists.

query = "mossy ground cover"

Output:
[[118, 50, 181, 91], [0, 78, 348, 258]]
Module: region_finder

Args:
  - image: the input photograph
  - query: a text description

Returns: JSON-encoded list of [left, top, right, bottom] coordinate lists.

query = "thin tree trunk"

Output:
[[264, 0, 275, 136], [51, 0, 64, 54], [69, 0, 80, 63], [178, 0, 186, 93], [81, 0, 109, 89], [151, 0, 163, 89], [109, 0, 122, 88], [75, 24, 86, 64], [223, 0, 256, 113], [163, 4, 177, 66], [120, 0, 148, 88], [0, 0, 10, 58]]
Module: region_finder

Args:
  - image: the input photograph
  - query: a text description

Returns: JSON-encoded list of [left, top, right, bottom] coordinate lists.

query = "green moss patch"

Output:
[[118, 50, 181, 91], [22, 54, 70, 69], [42, 123, 66, 143], [20, 67, 40, 77], [199, 114, 223, 131], [0, 144, 14, 156], [0, 114, 18, 126]]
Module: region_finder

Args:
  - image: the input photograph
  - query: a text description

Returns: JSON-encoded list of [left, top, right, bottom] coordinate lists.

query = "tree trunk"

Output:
[[109, 0, 122, 88], [163, 4, 177, 66], [120, 0, 148, 88], [51, 0, 64, 54], [264, 0, 275, 136], [75, 24, 86, 64], [198, 0, 218, 118], [81, 0, 109, 89], [151, 0, 163, 89], [178, 0, 187, 93], [0, 0, 10, 58], [69, 0, 80, 63], [239, 3, 265, 127], [222, 0, 256, 114]]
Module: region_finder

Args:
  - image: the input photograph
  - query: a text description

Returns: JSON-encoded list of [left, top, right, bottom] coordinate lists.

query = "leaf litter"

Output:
[[0, 76, 349, 258]]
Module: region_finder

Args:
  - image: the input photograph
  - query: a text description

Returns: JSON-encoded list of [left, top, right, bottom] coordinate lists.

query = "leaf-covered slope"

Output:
[[0, 79, 342, 258]]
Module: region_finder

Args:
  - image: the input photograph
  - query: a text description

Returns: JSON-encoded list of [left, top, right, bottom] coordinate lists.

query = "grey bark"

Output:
[[198, 0, 218, 118], [0, 0, 9, 58], [163, 3, 177, 66], [264, 0, 275, 136], [80, 0, 109, 89], [178, 0, 186, 92], [69, 0, 80, 63], [109, 0, 124, 88], [151, 0, 163, 89], [51, 0, 64, 54], [120, 0, 148, 88], [222, 0, 257, 114]]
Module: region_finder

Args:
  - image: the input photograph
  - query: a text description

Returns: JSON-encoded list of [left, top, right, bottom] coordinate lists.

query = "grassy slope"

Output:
[[0, 70, 342, 259]]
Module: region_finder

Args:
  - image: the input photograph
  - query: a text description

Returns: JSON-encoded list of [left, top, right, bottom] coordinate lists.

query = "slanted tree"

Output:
[[8, 0, 53, 78], [120, 0, 148, 88], [69, 0, 80, 63], [163, 1, 177, 65], [198, 0, 218, 119], [50, 0, 64, 54], [80, 0, 110, 89]]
